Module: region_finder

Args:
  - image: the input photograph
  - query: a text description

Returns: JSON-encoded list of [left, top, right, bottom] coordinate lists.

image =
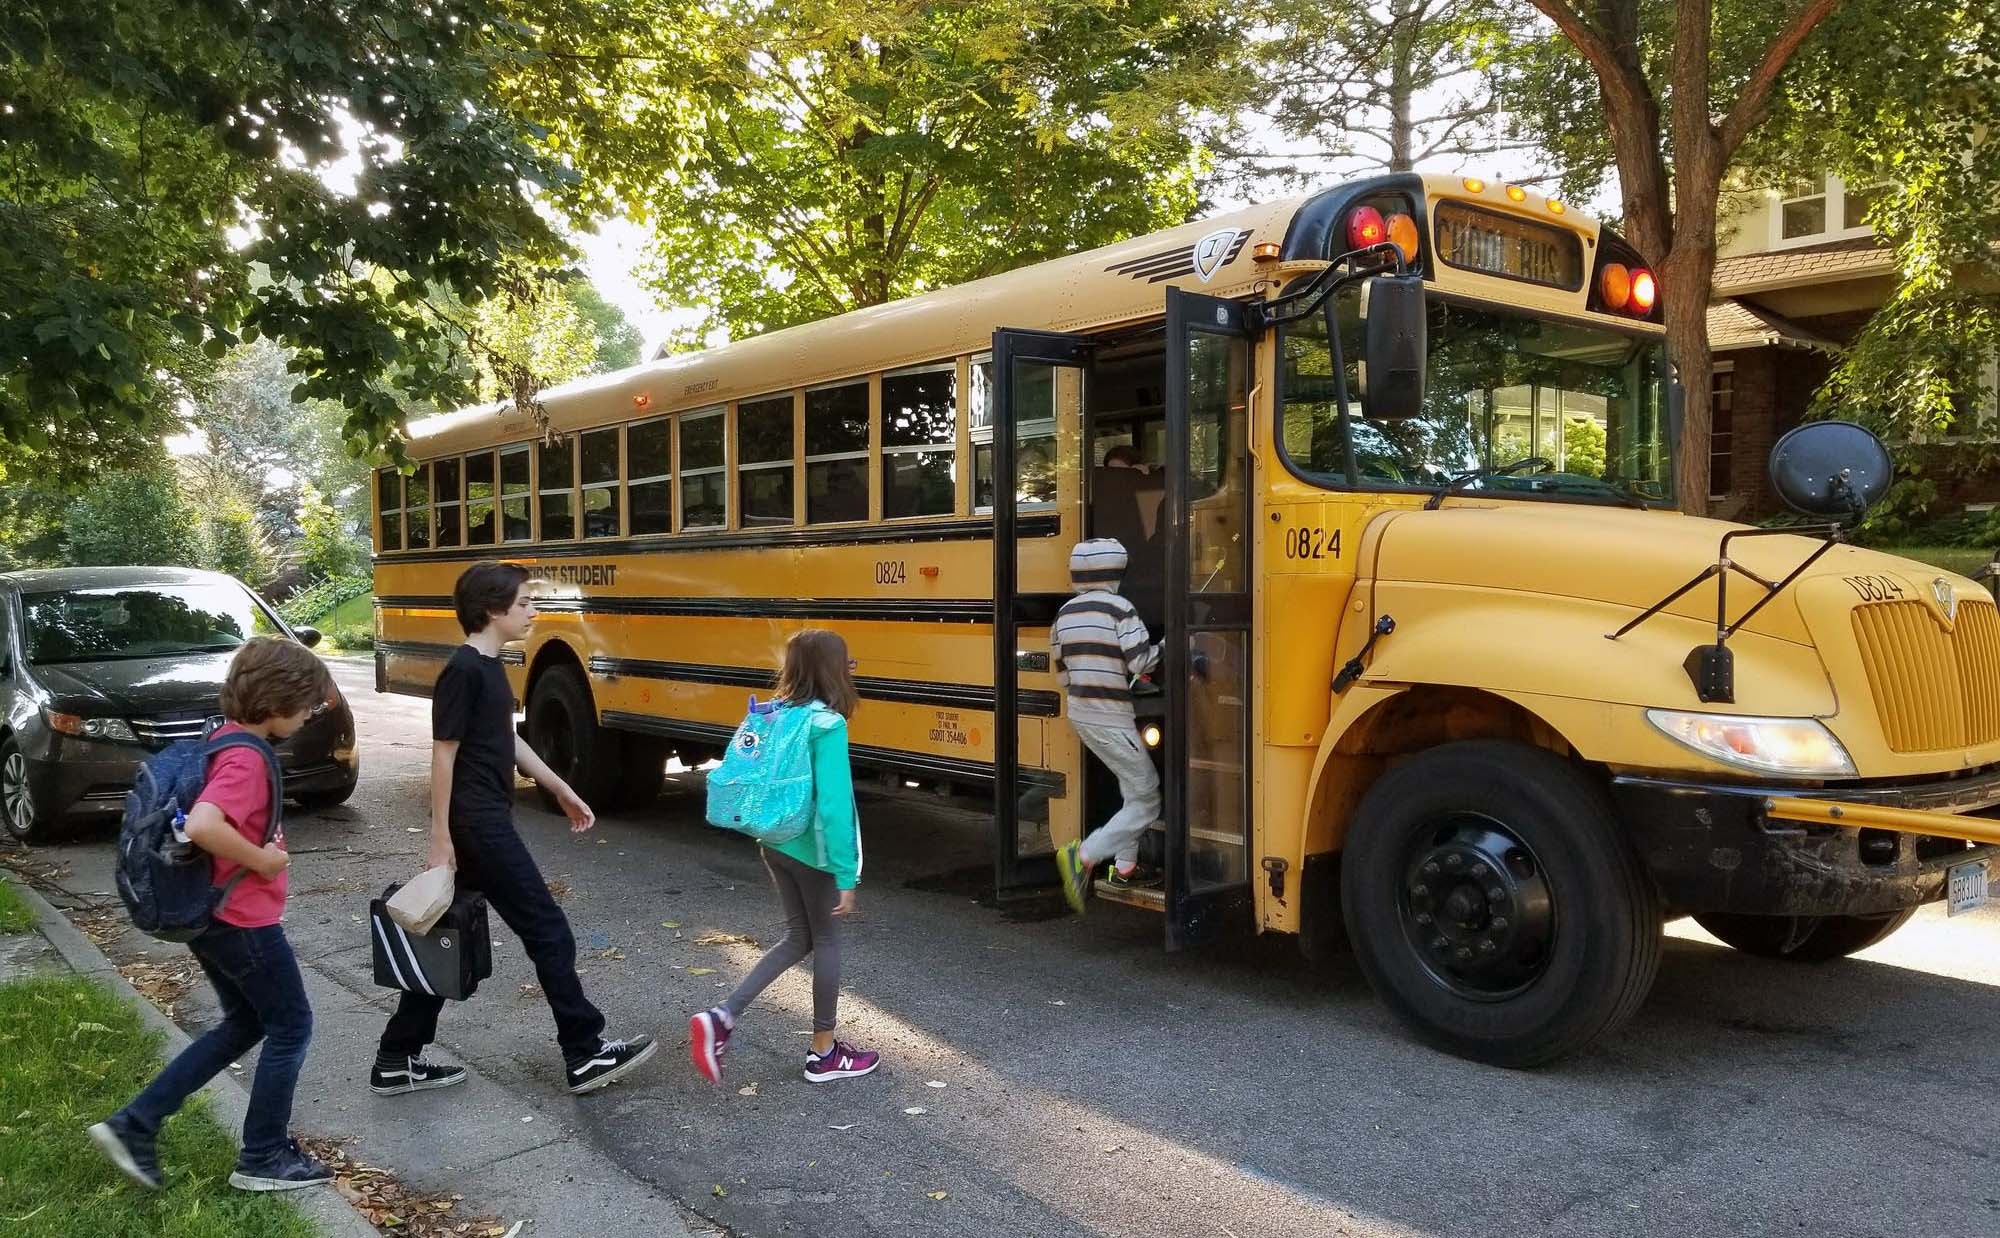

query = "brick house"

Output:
[[1707, 175, 2000, 520]]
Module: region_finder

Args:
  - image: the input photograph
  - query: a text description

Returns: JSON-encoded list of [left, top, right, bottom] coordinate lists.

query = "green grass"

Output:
[[1874, 545, 1995, 578], [314, 593, 375, 654], [0, 974, 320, 1237], [0, 880, 34, 935]]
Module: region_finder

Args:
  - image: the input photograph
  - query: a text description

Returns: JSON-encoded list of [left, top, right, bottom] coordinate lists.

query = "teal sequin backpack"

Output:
[[705, 697, 822, 845]]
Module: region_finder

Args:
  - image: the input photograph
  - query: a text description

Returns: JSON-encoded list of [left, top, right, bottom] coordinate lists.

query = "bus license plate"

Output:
[[1947, 860, 1990, 916]]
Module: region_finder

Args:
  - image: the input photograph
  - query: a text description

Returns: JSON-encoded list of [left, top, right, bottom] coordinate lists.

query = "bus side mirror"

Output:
[[1357, 275, 1425, 422]]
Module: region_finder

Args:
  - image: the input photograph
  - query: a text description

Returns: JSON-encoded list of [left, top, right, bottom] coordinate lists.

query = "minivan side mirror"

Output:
[[1356, 275, 1426, 422], [295, 626, 324, 649]]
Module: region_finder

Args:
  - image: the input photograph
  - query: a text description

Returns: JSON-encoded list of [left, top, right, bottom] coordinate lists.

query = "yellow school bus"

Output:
[[375, 171, 1998, 1064]]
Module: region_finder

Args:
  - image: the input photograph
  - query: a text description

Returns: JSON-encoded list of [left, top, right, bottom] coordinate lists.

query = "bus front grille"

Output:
[[1851, 599, 2000, 752]]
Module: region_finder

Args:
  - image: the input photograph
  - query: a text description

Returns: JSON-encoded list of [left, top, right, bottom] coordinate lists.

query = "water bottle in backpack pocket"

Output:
[[705, 696, 823, 846], [115, 732, 284, 943]]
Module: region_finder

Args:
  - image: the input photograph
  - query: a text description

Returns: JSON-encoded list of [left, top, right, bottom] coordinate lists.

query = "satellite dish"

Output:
[[1768, 421, 1891, 518]]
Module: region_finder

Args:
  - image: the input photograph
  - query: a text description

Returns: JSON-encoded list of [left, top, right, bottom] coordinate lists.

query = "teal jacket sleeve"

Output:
[[810, 712, 862, 890]]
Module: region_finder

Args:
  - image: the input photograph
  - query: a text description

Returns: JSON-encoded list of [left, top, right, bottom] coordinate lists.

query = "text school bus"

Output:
[[375, 172, 1997, 1065]]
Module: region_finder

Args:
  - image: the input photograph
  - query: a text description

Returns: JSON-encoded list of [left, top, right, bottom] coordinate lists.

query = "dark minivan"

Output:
[[0, 567, 359, 842]]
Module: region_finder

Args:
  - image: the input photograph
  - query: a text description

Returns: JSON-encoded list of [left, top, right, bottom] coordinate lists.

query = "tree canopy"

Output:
[[1, 0, 573, 476]]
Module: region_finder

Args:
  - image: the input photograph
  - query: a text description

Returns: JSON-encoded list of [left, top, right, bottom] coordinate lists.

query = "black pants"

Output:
[[379, 816, 604, 1063]]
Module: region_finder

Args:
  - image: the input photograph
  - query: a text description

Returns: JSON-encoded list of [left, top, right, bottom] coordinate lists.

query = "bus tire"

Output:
[[525, 664, 624, 812], [1340, 740, 1662, 1067], [1693, 908, 1916, 962], [613, 736, 671, 810]]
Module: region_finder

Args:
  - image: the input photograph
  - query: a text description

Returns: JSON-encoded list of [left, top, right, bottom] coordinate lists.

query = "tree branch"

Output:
[[1718, 0, 1843, 153]]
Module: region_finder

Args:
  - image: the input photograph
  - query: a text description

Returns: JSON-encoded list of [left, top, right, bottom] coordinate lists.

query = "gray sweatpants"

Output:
[[722, 847, 843, 1032], [1072, 719, 1162, 869]]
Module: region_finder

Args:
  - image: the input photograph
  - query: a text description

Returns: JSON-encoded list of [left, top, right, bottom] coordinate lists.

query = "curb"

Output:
[[5, 874, 383, 1238]]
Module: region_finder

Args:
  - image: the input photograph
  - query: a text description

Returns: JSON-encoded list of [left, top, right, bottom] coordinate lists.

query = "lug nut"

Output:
[[1480, 941, 1496, 953], [1445, 854, 1463, 869], [1412, 883, 1429, 897], [1492, 917, 1509, 930], [1486, 885, 1504, 900], [1414, 912, 1433, 925], [1455, 947, 1472, 960], [1423, 862, 1440, 876], [1431, 936, 1448, 951]]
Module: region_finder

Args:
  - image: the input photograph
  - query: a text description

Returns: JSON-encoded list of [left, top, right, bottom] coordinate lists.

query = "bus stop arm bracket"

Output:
[[1764, 796, 2000, 847]]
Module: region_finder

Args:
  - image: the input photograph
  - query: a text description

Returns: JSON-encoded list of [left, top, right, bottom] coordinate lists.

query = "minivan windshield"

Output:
[[22, 584, 283, 665], [1281, 291, 1673, 506]]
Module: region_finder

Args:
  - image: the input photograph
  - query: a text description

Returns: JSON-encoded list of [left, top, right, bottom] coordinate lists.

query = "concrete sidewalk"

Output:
[[9, 870, 714, 1238]]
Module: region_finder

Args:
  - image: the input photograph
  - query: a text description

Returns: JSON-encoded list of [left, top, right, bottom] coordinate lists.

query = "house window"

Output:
[[679, 408, 726, 530], [628, 417, 671, 536], [1772, 175, 1888, 250], [1710, 363, 1735, 501], [882, 365, 957, 519], [738, 395, 796, 527]]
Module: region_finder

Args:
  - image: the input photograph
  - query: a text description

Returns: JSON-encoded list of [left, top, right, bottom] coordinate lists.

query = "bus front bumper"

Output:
[[1613, 769, 2000, 918]]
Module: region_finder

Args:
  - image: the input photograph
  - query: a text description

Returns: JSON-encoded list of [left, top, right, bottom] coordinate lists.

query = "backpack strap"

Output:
[[201, 732, 286, 902]]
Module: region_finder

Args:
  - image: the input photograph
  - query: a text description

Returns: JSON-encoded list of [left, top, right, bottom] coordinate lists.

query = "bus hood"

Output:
[[1367, 504, 1962, 648]]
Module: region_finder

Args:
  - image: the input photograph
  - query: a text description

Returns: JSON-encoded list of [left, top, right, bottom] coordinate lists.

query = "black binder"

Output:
[[368, 884, 493, 1001]]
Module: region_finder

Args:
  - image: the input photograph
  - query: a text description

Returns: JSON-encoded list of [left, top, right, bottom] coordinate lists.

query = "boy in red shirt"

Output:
[[90, 638, 338, 1193]]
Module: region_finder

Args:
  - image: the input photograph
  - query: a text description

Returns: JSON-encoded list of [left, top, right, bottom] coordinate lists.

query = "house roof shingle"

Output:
[[1707, 299, 1842, 353], [1711, 239, 1895, 295]]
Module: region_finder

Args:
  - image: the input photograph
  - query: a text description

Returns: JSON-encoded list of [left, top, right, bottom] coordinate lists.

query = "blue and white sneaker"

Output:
[[88, 1116, 160, 1190], [229, 1139, 334, 1192]]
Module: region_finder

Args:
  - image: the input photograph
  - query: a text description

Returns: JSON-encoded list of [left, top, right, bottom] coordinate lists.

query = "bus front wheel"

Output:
[[1341, 741, 1662, 1067], [526, 664, 625, 813], [1693, 908, 1916, 962]]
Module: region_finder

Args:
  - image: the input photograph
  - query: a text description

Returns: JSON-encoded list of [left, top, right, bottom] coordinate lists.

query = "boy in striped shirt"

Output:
[[1051, 538, 1162, 913]]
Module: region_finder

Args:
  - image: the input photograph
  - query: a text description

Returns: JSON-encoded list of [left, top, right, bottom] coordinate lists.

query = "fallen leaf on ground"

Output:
[[693, 931, 758, 947], [598, 948, 626, 960], [903, 1106, 927, 1115], [519, 983, 540, 997], [830, 1124, 855, 1131], [712, 1185, 728, 1198], [925, 1080, 946, 1088], [545, 879, 571, 900], [687, 967, 716, 976], [737, 1083, 759, 1096], [928, 1191, 949, 1201], [1102, 1145, 1124, 1154], [661, 920, 682, 929]]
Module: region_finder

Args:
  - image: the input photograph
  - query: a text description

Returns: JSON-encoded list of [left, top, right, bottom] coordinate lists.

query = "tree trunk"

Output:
[[1663, 245, 1717, 515], [1387, 0, 1416, 172]]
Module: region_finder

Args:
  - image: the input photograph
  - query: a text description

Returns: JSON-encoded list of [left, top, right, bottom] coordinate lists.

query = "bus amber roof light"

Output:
[[1385, 213, 1420, 262], [1547, 199, 1567, 215], [1462, 177, 1486, 194], [1505, 185, 1527, 202], [1345, 206, 1387, 251], [1599, 263, 1632, 311], [633, 392, 652, 411], [1630, 268, 1658, 314]]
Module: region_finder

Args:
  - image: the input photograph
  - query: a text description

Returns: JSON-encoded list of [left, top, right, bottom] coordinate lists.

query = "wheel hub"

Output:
[[1400, 817, 1555, 1000]]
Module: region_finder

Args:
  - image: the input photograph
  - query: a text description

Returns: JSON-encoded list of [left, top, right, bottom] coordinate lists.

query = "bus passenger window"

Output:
[[405, 462, 433, 551], [807, 382, 868, 524], [739, 395, 796, 527], [433, 456, 463, 548], [465, 451, 497, 546], [680, 409, 726, 529], [376, 468, 402, 552], [580, 427, 620, 539], [538, 438, 575, 541], [628, 418, 671, 536], [969, 356, 1057, 511], [500, 445, 532, 541], [882, 366, 955, 519]]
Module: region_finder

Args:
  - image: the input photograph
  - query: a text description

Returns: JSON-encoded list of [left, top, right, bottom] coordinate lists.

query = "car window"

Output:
[[22, 583, 282, 665]]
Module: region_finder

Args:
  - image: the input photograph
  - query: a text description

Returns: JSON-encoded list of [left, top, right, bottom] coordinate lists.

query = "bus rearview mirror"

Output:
[[1357, 276, 1425, 422]]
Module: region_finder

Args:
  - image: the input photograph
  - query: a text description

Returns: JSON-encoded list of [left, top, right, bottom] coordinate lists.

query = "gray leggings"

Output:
[[722, 847, 842, 1032]]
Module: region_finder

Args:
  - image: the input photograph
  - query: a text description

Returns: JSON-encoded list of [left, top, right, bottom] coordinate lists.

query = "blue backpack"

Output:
[[115, 731, 284, 943], [705, 697, 823, 846]]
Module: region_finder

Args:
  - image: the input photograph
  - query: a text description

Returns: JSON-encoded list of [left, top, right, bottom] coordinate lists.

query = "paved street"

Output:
[[35, 656, 2000, 1238]]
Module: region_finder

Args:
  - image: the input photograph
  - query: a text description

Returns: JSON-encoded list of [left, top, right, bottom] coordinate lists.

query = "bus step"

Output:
[[1092, 879, 1164, 912]]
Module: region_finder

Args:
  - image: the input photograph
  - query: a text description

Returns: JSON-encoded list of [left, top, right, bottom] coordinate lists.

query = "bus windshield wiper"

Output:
[[1424, 457, 1552, 510]]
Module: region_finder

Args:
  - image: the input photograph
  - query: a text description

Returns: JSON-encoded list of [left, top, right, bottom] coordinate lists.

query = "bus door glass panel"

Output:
[[1163, 288, 1254, 948], [988, 330, 1087, 893]]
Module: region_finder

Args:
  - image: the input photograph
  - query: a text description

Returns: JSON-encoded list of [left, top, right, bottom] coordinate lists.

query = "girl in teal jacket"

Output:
[[689, 629, 879, 1084]]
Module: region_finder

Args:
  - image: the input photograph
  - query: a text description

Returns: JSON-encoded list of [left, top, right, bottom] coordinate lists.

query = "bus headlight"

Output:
[[1141, 724, 1162, 749], [1645, 710, 1856, 778]]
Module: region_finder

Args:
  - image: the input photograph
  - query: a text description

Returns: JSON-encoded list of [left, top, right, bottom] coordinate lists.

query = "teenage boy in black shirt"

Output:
[[371, 562, 656, 1096]]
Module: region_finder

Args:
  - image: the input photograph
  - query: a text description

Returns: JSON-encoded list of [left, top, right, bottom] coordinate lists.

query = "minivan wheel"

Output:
[[525, 664, 624, 811], [1, 739, 49, 844], [1341, 740, 1663, 1068]]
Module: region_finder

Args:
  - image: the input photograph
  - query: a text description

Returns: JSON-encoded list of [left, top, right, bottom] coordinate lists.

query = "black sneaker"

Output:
[[1106, 863, 1162, 891], [565, 1034, 658, 1094], [228, 1139, 334, 1192], [371, 1055, 468, 1096], [88, 1117, 160, 1190]]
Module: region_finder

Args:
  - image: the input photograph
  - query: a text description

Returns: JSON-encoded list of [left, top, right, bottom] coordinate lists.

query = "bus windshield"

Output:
[[1281, 292, 1673, 506]]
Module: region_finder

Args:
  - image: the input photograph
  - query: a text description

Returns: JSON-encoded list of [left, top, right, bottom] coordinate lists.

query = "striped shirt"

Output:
[[1050, 589, 1159, 726]]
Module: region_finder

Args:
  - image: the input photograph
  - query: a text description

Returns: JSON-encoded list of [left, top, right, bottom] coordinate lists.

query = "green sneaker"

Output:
[[1057, 841, 1091, 916]]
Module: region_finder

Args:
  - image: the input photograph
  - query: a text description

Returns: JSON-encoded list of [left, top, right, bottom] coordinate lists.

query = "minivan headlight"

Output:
[[44, 710, 140, 745], [1645, 710, 1856, 778]]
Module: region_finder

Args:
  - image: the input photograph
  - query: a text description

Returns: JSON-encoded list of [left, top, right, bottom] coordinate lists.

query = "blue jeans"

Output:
[[117, 921, 312, 1165]]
